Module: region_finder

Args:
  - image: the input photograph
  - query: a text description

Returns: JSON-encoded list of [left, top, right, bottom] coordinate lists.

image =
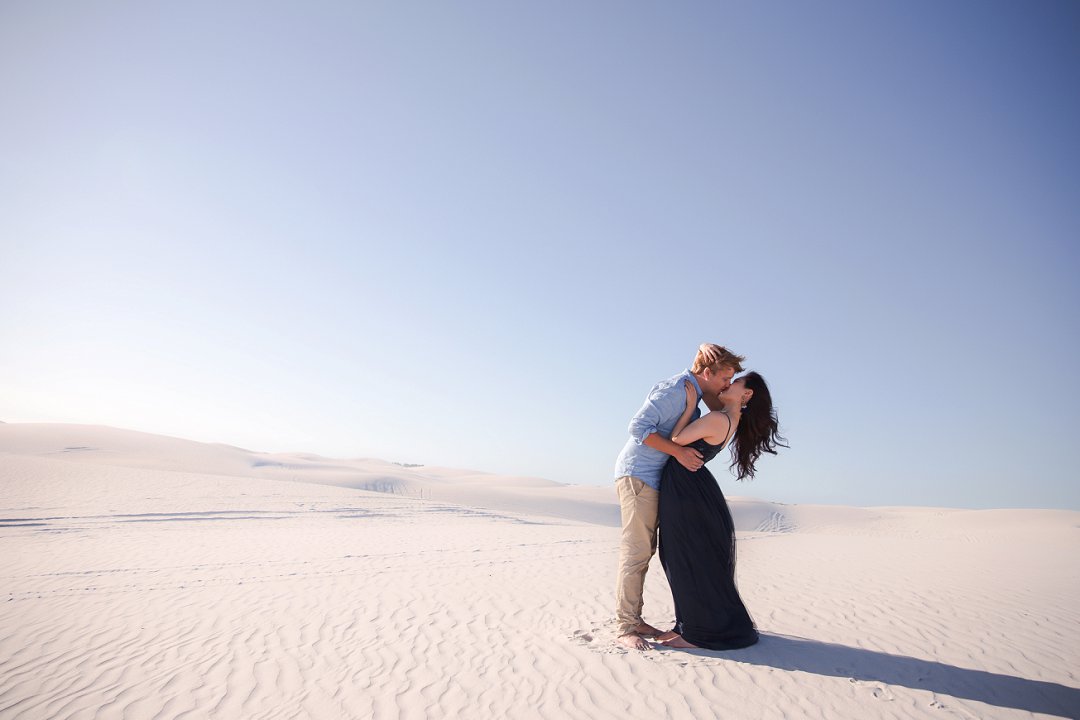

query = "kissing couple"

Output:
[[614, 343, 786, 651]]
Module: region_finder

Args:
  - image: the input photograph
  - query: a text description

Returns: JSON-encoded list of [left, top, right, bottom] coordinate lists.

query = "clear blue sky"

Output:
[[2, 1, 1078, 509]]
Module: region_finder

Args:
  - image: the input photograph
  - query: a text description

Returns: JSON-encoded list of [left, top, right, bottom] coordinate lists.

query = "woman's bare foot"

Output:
[[655, 630, 680, 643], [660, 634, 700, 649]]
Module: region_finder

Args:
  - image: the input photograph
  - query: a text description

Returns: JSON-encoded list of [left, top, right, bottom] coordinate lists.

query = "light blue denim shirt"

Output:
[[614, 370, 702, 490]]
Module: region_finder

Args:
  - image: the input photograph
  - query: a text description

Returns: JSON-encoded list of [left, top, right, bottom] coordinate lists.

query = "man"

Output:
[[613, 343, 746, 650]]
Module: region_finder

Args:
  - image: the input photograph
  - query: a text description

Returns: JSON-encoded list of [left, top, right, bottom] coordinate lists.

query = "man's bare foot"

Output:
[[632, 622, 663, 638], [615, 632, 652, 651], [660, 633, 700, 648]]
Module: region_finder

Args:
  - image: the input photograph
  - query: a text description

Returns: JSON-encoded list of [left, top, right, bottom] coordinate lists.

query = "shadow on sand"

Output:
[[677, 633, 1079, 718]]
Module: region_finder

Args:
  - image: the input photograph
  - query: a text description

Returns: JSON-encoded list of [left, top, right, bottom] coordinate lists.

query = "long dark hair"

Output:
[[730, 372, 788, 481]]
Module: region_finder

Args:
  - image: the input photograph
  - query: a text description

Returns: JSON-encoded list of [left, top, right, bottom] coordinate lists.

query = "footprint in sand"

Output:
[[570, 629, 594, 644], [848, 677, 895, 701]]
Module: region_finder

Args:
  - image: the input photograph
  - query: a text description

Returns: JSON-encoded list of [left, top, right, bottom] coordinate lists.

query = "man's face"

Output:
[[704, 367, 735, 394]]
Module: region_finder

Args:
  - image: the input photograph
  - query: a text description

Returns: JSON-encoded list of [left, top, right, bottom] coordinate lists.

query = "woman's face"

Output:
[[719, 378, 750, 407]]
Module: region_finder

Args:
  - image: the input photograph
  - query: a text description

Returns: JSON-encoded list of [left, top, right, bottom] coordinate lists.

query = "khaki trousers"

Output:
[[614, 475, 660, 636]]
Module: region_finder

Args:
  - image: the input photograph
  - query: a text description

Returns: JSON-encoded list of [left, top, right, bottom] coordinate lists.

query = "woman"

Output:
[[656, 371, 786, 650]]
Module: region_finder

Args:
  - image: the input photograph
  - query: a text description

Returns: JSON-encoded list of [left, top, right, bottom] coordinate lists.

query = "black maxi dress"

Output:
[[658, 436, 758, 650]]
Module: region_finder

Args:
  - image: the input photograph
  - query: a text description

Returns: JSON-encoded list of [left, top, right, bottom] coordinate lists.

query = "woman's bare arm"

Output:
[[670, 380, 698, 440], [672, 379, 731, 445], [673, 400, 732, 446]]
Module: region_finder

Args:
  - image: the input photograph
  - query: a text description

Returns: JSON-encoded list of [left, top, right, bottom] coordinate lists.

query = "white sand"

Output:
[[1, 423, 1077, 719]]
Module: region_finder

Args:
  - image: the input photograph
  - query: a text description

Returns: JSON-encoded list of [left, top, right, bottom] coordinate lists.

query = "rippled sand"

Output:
[[1, 424, 1077, 719]]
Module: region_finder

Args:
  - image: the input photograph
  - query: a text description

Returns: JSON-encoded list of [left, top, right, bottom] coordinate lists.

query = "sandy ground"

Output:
[[1, 423, 1077, 719]]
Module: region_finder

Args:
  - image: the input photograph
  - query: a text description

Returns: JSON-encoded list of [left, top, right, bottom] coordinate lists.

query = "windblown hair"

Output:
[[691, 343, 746, 375], [730, 371, 788, 481]]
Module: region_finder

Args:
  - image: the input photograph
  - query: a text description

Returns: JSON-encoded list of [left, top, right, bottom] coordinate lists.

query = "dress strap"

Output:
[[718, 412, 734, 450]]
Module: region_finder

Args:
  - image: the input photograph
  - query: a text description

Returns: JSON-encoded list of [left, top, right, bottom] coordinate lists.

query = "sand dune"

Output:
[[1, 423, 1077, 719]]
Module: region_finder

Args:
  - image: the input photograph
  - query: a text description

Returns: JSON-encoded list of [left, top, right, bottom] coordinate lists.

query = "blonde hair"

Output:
[[691, 343, 745, 374]]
